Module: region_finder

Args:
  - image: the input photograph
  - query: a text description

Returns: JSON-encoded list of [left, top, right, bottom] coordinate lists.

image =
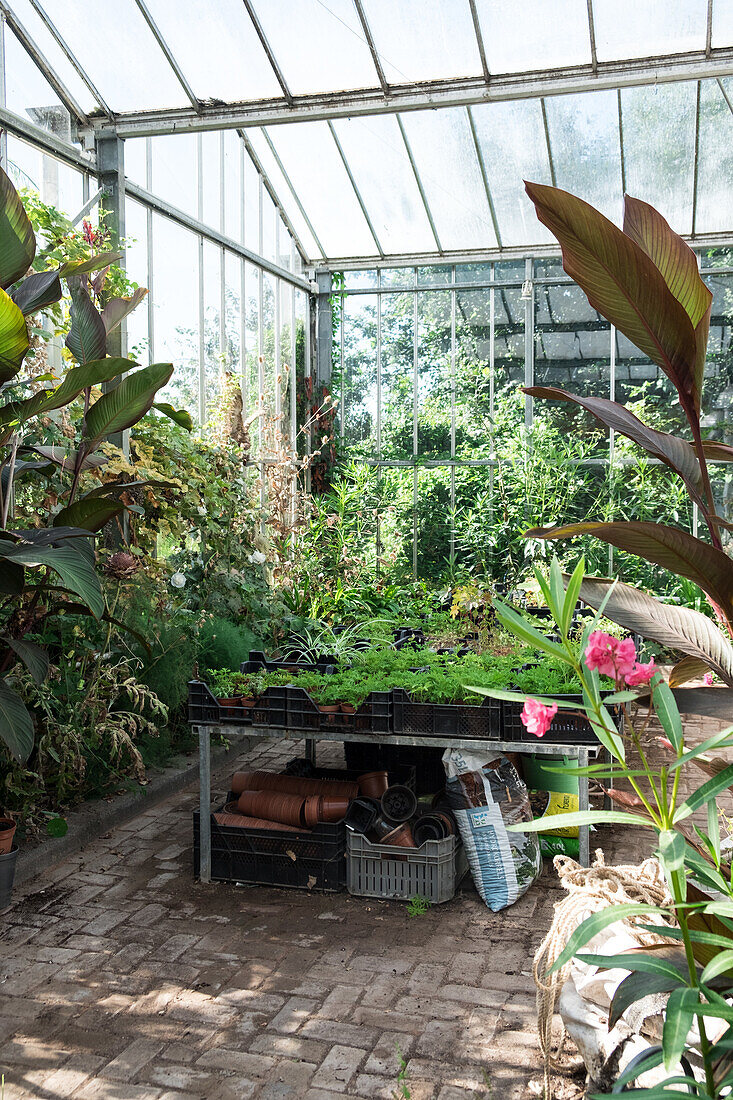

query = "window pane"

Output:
[[151, 134, 198, 219], [545, 90, 622, 223], [124, 198, 149, 364], [223, 132, 242, 243], [474, 0, 590, 73], [342, 294, 378, 459], [455, 288, 492, 457], [695, 79, 733, 235], [10, 0, 96, 113], [380, 292, 413, 460], [152, 215, 200, 420], [245, 130, 321, 259], [201, 132, 222, 232], [593, 0, 707, 61], [362, 0, 482, 82], [417, 291, 452, 460], [6, 135, 83, 217], [203, 242, 222, 412]]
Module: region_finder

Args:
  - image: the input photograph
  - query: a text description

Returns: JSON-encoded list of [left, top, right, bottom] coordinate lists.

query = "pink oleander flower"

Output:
[[625, 659, 657, 687], [657, 735, 674, 752], [520, 697, 558, 738], [585, 631, 637, 680], [704, 672, 714, 686]]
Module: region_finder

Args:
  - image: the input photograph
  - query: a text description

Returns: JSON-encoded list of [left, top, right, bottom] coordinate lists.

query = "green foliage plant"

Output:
[[475, 555, 733, 1098], [520, 182, 733, 697]]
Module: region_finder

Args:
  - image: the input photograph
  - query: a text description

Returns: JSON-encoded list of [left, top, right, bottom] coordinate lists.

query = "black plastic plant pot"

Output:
[[0, 844, 18, 910], [412, 816, 446, 845], [283, 757, 317, 778], [381, 784, 418, 824], [344, 797, 381, 834]]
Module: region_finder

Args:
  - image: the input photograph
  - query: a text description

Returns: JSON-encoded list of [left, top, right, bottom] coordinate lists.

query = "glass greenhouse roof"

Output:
[[4, 0, 733, 263]]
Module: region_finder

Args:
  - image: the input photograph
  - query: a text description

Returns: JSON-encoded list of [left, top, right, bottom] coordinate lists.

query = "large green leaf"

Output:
[[0, 286, 30, 382], [0, 541, 103, 618], [4, 637, 48, 685], [0, 166, 35, 289], [153, 402, 194, 431], [65, 276, 107, 364], [546, 903, 669, 975], [25, 446, 107, 474], [572, 576, 733, 687], [0, 678, 34, 762], [0, 358, 133, 443], [524, 182, 701, 423], [609, 970, 683, 1029], [10, 269, 62, 316], [662, 986, 699, 1072], [101, 287, 147, 333], [524, 386, 707, 509], [508, 809, 652, 833], [533, 522, 733, 627], [53, 496, 125, 533], [84, 362, 173, 449], [57, 252, 122, 278], [576, 950, 688, 983], [674, 764, 733, 823]]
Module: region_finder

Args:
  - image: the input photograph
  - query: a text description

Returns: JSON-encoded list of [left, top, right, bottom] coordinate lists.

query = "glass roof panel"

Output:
[[245, 130, 322, 259], [143, 0, 282, 102], [250, 0, 380, 95], [10, 0, 97, 114], [621, 82, 696, 234], [39, 0, 187, 110], [474, 0, 590, 74], [399, 108, 497, 252], [330, 115, 436, 254], [256, 122, 376, 257], [360, 0, 482, 83], [695, 79, 733, 234], [545, 90, 622, 223], [470, 100, 554, 247], [592, 0, 707, 62], [5, 25, 69, 125], [712, 0, 733, 46]]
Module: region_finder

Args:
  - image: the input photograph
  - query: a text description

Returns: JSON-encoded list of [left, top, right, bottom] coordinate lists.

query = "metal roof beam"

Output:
[[467, 0, 490, 84], [352, 0, 389, 94], [466, 106, 502, 248], [241, 0, 293, 105], [0, 103, 96, 171], [327, 119, 384, 257], [125, 178, 311, 291], [26, 0, 113, 118], [90, 50, 733, 137], [257, 127, 325, 258], [0, 1, 88, 125], [396, 114, 442, 253], [133, 0, 200, 112]]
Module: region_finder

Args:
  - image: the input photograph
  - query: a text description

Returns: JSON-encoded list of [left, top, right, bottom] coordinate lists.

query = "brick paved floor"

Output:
[[0, 716, 727, 1100]]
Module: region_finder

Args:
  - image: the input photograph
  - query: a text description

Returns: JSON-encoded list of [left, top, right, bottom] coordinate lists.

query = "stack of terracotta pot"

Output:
[[345, 772, 458, 848], [213, 770, 360, 832]]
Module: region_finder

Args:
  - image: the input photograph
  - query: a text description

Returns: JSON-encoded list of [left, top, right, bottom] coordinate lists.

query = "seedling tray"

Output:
[[347, 832, 467, 904], [193, 806, 346, 892], [391, 689, 501, 740]]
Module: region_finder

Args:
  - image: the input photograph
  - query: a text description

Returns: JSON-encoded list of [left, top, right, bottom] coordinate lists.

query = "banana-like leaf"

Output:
[[153, 402, 194, 431], [0, 166, 35, 289], [65, 276, 107, 364], [532, 521, 733, 627], [57, 252, 122, 277], [10, 269, 62, 316], [609, 969, 683, 1029], [0, 541, 103, 618], [623, 194, 712, 404], [0, 286, 30, 382], [53, 496, 125, 532], [101, 287, 147, 333], [84, 362, 173, 450], [571, 575, 733, 687], [524, 182, 701, 423], [669, 656, 713, 688], [4, 637, 49, 685], [523, 386, 706, 508], [0, 358, 133, 443], [0, 678, 34, 762], [702, 440, 733, 462], [24, 446, 107, 473]]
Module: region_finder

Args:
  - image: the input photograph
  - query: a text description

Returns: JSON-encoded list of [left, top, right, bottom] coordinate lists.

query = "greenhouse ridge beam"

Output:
[[92, 51, 733, 137], [0, 104, 95, 172]]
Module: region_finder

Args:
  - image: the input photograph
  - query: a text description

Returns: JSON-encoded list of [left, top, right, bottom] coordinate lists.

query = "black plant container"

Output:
[[381, 784, 418, 824], [0, 844, 18, 910]]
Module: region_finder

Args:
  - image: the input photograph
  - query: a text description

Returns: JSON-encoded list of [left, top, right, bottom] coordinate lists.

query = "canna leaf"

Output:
[[0, 287, 30, 382], [10, 268, 62, 316], [0, 678, 34, 762], [101, 287, 148, 333], [65, 276, 107, 363], [0, 165, 35, 289], [83, 362, 173, 449]]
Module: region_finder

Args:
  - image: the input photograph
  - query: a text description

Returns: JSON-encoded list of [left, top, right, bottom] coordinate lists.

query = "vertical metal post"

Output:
[[197, 134, 205, 426], [339, 289, 345, 445], [145, 137, 155, 363], [0, 12, 7, 172], [376, 282, 382, 571], [219, 135, 227, 392], [95, 134, 128, 454], [450, 266, 456, 559], [305, 285, 313, 495], [412, 285, 418, 579], [609, 324, 616, 573], [197, 725, 211, 884], [489, 270, 495, 527], [274, 275, 282, 422], [578, 746, 590, 867], [315, 271, 333, 387], [290, 279, 297, 541], [524, 256, 534, 433]]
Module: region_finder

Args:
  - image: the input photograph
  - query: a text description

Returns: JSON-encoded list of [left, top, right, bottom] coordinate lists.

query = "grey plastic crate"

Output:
[[346, 833, 468, 905]]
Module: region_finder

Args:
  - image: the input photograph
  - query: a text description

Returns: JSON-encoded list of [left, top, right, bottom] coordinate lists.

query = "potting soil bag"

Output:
[[443, 748, 541, 911]]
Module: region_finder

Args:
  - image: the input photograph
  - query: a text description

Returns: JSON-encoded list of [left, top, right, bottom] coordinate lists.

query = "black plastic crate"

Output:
[[193, 807, 346, 891], [188, 680, 256, 727], [502, 694, 620, 745], [392, 689, 501, 740], [240, 650, 337, 674]]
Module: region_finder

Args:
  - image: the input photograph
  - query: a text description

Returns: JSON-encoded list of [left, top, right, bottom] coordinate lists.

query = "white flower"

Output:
[[248, 551, 267, 565], [197, 506, 207, 516], [170, 571, 187, 588]]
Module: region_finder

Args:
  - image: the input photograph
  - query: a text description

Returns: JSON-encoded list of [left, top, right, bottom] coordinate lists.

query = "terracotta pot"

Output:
[[358, 770, 389, 799], [381, 784, 418, 824], [318, 703, 340, 714], [381, 823, 416, 848], [0, 817, 16, 855], [218, 696, 243, 717], [340, 703, 356, 715], [303, 795, 323, 827], [240, 696, 255, 709], [213, 809, 300, 832], [237, 790, 306, 827], [319, 797, 350, 823], [231, 771, 358, 799]]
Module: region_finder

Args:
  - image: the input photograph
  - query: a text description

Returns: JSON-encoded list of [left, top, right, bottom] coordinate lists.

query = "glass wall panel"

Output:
[[593, 0, 707, 61], [399, 109, 497, 251], [124, 138, 147, 187], [621, 82, 696, 234], [415, 467, 452, 579], [342, 294, 378, 460], [244, 263, 261, 420], [201, 132, 222, 232], [151, 134, 198, 219], [455, 287, 492, 458], [417, 291, 452, 460], [245, 130, 321, 260], [124, 198, 149, 363], [10, 0, 95, 114], [151, 214, 199, 418], [223, 132, 242, 243], [702, 271, 733, 438], [380, 293, 414, 461], [696, 80, 733, 235], [6, 135, 84, 219], [5, 26, 69, 126], [224, 252, 242, 381], [244, 154, 261, 253], [203, 242, 222, 412]]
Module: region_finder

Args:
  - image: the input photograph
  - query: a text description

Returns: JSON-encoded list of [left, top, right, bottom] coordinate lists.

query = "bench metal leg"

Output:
[[578, 746, 590, 867], [305, 738, 316, 765], [198, 724, 211, 884]]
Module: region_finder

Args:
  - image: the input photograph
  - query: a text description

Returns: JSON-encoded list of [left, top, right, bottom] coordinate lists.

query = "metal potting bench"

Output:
[[194, 723, 601, 884]]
